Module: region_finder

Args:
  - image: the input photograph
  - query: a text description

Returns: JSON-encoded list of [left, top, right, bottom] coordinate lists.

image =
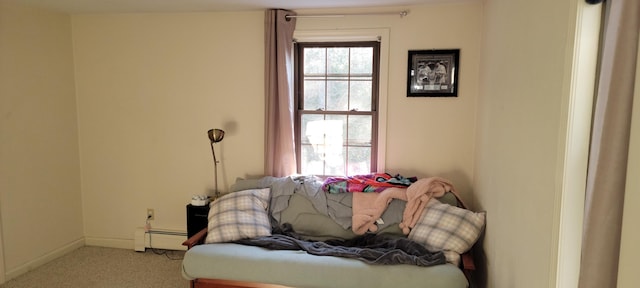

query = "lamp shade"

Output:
[[208, 129, 225, 143]]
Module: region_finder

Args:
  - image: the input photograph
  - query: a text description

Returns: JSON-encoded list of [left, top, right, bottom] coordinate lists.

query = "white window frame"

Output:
[[293, 28, 389, 172]]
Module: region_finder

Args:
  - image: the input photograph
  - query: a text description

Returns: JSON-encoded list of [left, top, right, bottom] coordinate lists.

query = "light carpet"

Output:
[[0, 246, 189, 288]]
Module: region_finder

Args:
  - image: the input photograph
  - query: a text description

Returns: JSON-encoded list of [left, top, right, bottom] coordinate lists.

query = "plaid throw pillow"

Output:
[[408, 199, 485, 265], [205, 188, 271, 243]]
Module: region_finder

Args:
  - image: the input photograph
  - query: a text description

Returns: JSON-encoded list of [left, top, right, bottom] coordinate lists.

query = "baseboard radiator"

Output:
[[134, 227, 188, 252]]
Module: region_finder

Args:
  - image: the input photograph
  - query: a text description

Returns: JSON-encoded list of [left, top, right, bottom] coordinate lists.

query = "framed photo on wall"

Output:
[[407, 49, 460, 97]]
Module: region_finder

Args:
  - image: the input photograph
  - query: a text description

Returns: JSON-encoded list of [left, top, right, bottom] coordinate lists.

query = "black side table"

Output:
[[186, 204, 210, 238]]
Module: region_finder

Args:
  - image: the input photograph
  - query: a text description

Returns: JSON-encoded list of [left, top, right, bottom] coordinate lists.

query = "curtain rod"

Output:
[[286, 10, 409, 19]]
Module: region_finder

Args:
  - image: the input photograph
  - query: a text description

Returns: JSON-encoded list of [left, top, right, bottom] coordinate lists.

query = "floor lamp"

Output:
[[208, 128, 225, 199]]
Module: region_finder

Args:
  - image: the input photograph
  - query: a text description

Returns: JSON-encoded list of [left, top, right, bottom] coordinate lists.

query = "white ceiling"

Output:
[[9, 0, 470, 14]]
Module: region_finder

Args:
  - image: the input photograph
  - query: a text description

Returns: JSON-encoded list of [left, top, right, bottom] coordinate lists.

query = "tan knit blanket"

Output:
[[351, 177, 456, 235]]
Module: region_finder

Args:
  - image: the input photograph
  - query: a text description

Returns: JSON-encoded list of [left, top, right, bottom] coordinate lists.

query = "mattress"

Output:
[[182, 243, 468, 288]]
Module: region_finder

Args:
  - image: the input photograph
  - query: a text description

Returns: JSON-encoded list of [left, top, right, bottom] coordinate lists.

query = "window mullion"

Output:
[[346, 48, 351, 175], [324, 48, 328, 112]]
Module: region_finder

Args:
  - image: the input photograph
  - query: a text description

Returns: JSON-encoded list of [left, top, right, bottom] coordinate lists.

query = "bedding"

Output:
[[400, 177, 457, 234], [204, 187, 271, 243], [351, 187, 408, 235], [234, 223, 446, 266], [322, 173, 417, 193], [182, 175, 484, 288], [409, 198, 486, 265]]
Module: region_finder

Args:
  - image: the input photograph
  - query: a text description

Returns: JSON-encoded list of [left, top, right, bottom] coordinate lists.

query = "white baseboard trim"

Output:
[[5, 238, 85, 281], [84, 237, 134, 250]]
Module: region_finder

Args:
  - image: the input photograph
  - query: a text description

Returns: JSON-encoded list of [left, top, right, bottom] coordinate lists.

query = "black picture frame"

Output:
[[407, 49, 460, 97]]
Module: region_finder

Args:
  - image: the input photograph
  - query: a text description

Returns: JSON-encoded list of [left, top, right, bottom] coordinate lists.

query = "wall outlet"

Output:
[[147, 208, 155, 220]]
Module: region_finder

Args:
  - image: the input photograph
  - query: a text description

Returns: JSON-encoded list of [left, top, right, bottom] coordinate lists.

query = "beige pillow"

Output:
[[408, 199, 485, 265], [205, 188, 272, 243]]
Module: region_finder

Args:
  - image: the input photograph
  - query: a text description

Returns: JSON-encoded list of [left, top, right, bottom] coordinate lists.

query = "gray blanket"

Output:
[[264, 176, 405, 231], [234, 224, 446, 267]]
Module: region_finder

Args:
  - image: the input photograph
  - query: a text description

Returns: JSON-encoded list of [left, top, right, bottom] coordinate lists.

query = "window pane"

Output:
[[349, 81, 372, 111], [326, 146, 346, 176], [348, 115, 372, 145], [327, 48, 349, 75], [348, 147, 371, 175], [326, 115, 347, 145], [301, 116, 345, 176], [301, 144, 324, 175], [327, 80, 348, 111], [304, 48, 326, 75], [303, 80, 325, 110], [350, 47, 373, 75], [301, 114, 324, 145]]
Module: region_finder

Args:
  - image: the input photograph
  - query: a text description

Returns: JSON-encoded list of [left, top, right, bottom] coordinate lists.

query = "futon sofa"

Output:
[[182, 175, 485, 288]]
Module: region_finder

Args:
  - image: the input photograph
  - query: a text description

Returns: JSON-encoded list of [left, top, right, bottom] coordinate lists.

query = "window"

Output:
[[294, 42, 380, 176]]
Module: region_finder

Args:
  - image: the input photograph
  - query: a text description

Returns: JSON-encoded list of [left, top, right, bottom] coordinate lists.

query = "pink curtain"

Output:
[[578, 0, 640, 287], [264, 9, 297, 177]]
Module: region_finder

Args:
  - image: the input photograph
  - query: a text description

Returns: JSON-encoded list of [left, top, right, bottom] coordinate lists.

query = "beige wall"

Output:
[[72, 2, 482, 245], [474, 0, 584, 287], [72, 12, 265, 241], [0, 1, 83, 281]]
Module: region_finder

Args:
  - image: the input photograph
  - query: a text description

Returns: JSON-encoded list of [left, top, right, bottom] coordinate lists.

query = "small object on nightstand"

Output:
[[191, 195, 210, 206]]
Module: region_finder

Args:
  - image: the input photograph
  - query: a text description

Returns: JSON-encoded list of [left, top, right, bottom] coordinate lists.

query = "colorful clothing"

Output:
[[322, 173, 417, 193]]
